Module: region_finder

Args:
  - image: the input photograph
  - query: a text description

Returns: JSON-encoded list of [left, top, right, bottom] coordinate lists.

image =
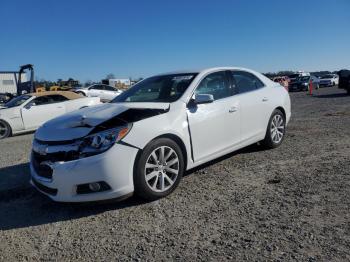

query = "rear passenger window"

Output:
[[231, 71, 264, 94]]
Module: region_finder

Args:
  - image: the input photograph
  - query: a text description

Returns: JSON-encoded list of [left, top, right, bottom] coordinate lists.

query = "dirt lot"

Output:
[[0, 86, 349, 261]]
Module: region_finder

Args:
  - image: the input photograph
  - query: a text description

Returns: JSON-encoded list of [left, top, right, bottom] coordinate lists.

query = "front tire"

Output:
[[0, 120, 12, 139], [262, 109, 286, 149], [134, 138, 185, 201]]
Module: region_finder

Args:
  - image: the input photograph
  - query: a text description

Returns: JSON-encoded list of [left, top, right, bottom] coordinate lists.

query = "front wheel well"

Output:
[[0, 119, 12, 137], [141, 134, 188, 170], [275, 106, 286, 120]]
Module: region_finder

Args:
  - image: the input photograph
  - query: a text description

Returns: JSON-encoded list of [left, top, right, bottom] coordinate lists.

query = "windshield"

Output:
[[298, 76, 310, 82], [4, 95, 32, 108], [321, 75, 334, 79], [112, 73, 197, 103], [289, 74, 300, 79]]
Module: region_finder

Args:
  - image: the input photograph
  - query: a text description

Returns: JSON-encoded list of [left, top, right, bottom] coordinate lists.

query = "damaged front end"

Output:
[[32, 104, 170, 165]]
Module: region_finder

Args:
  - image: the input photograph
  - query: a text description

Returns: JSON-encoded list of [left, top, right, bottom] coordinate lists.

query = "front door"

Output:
[[187, 71, 240, 162], [21, 96, 66, 130]]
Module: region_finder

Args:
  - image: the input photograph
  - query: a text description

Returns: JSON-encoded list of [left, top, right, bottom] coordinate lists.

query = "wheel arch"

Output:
[[151, 133, 188, 170], [0, 118, 13, 137], [275, 106, 286, 120], [134, 133, 189, 172]]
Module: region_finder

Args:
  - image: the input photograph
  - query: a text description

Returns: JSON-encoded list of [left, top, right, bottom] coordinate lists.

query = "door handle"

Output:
[[262, 97, 269, 102], [229, 107, 238, 113]]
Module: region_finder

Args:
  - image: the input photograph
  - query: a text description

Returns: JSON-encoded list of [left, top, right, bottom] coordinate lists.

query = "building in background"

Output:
[[102, 78, 131, 90], [0, 72, 27, 94]]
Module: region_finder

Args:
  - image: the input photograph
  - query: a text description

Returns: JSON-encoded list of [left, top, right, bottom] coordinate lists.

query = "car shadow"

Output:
[[185, 143, 266, 176], [0, 143, 265, 231], [0, 163, 144, 231]]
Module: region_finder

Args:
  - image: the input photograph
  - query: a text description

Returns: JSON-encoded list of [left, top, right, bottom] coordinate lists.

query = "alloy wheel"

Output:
[[270, 114, 284, 144], [144, 146, 179, 193]]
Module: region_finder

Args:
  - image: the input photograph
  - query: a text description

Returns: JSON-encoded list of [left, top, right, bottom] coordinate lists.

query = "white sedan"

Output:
[[74, 84, 122, 102], [0, 91, 101, 139], [30, 67, 291, 202], [319, 74, 339, 87]]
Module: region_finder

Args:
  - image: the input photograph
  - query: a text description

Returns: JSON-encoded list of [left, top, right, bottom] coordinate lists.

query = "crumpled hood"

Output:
[[35, 102, 170, 141]]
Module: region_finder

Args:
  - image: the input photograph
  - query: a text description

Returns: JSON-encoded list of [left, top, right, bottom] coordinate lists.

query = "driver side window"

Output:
[[31, 96, 51, 106], [195, 71, 231, 100]]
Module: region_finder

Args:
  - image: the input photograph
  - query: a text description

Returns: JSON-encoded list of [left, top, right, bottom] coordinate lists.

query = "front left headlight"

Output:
[[79, 124, 132, 156]]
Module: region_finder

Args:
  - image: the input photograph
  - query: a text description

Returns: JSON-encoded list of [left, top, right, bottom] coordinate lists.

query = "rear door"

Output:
[[230, 70, 270, 143], [187, 71, 241, 162], [21, 95, 66, 129]]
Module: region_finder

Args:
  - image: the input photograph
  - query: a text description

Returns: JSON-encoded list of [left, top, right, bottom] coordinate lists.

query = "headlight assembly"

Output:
[[79, 124, 132, 156]]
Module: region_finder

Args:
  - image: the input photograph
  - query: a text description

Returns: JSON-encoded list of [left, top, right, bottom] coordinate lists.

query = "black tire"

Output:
[[76, 91, 86, 96], [0, 120, 12, 139], [134, 137, 185, 201], [261, 109, 286, 149]]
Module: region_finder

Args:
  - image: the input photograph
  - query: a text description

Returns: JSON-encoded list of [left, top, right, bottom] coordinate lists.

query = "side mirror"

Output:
[[24, 102, 35, 109], [194, 94, 214, 104]]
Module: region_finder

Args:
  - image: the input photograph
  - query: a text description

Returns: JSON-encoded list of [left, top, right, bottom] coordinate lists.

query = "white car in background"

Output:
[[0, 91, 101, 139], [74, 84, 122, 102], [319, 74, 339, 87], [30, 67, 291, 202]]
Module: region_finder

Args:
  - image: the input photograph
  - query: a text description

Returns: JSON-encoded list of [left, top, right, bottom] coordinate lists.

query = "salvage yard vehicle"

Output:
[[338, 70, 350, 94], [288, 72, 310, 82], [289, 75, 319, 92], [74, 84, 122, 102], [319, 74, 339, 87], [273, 76, 289, 90], [0, 91, 101, 139], [30, 67, 291, 202]]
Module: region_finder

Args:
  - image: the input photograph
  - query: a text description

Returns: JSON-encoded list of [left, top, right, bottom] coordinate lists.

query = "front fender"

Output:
[[121, 104, 192, 167]]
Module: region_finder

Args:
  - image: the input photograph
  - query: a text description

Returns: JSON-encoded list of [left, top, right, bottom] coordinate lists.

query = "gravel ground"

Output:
[[0, 86, 349, 261]]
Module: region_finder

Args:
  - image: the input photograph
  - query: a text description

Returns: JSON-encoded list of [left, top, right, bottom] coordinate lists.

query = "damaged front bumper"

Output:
[[30, 142, 139, 202]]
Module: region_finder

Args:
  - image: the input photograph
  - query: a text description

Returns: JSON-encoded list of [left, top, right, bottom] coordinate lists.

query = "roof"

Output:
[[156, 67, 260, 76], [155, 67, 273, 84], [29, 91, 83, 100]]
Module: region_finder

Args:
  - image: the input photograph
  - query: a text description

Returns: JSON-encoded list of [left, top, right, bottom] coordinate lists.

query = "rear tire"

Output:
[[134, 138, 185, 201], [0, 120, 12, 139], [261, 109, 286, 149]]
